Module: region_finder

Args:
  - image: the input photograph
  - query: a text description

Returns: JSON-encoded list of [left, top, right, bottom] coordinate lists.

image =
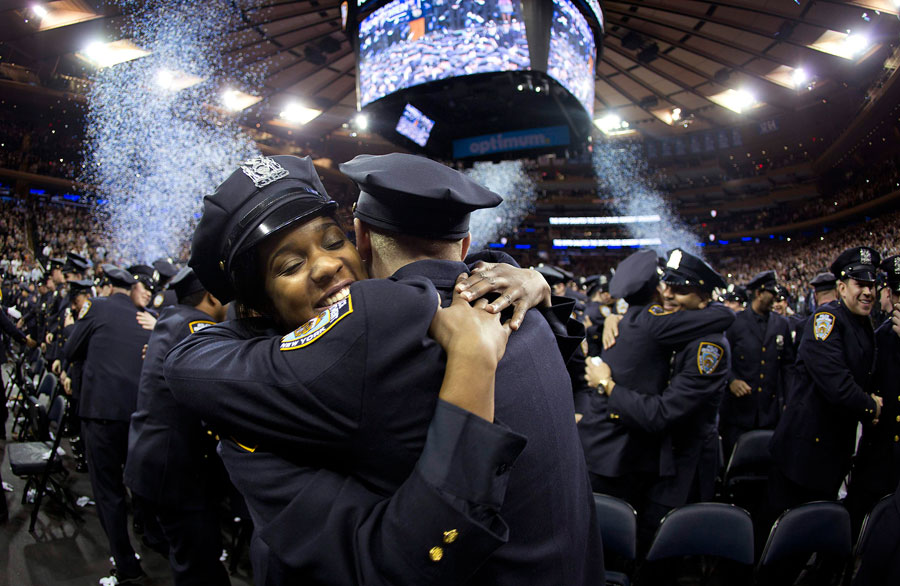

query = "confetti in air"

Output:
[[82, 0, 261, 263], [592, 141, 701, 256], [465, 160, 536, 250]]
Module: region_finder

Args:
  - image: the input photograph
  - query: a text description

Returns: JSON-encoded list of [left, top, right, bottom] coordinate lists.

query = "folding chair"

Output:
[[6, 395, 81, 532], [9, 355, 46, 437], [19, 372, 57, 441], [756, 501, 851, 586], [640, 502, 754, 585], [847, 493, 895, 585], [724, 429, 774, 525], [593, 493, 637, 586]]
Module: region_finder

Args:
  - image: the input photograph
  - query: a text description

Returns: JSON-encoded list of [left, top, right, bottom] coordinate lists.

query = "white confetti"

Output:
[[465, 160, 536, 249]]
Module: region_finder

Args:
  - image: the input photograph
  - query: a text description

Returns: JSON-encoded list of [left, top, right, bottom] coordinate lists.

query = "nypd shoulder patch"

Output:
[[188, 320, 215, 334], [697, 342, 724, 374], [280, 296, 353, 351], [813, 312, 835, 341], [648, 304, 673, 316], [78, 300, 92, 320]]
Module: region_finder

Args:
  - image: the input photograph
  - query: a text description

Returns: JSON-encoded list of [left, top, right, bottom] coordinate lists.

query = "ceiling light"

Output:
[[844, 34, 869, 56], [708, 89, 758, 113], [77, 39, 151, 68], [671, 107, 681, 122], [791, 68, 808, 87], [221, 89, 261, 111], [155, 68, 204, 91], [280, 102, 322, 125], [807, 30, 873, 60], [354, 113, 368, 130], [32, 5, 48, 18]]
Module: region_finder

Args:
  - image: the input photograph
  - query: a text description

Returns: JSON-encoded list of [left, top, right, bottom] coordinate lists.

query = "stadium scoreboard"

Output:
[[343, 0, 604, 160]]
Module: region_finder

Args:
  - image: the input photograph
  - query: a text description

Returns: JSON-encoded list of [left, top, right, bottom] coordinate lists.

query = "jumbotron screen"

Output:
[[547, 0, 596, 117], [395, 103, 435, 146], [358, 0, 531, 108]]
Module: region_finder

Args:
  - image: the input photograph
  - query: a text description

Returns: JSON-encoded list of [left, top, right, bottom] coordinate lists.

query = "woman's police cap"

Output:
[[662, 249, 726, 292], [69, 279, 95, 294], [190, 155, 337, 303], [610, 249, 660, 299], [64, 252, 91, 274], [340, 153, 502, 240], [830, 246, 880, 283]]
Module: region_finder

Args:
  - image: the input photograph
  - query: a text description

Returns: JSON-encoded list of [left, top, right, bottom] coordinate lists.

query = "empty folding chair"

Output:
[[6, 395, 80, 532], [756, 501, 851, 586], [849, 492, 898, 586], [639, 503, 754, 585], [20, 372, 57, 441], [593, 493, 637, 586], [724, 430, 774, 528]]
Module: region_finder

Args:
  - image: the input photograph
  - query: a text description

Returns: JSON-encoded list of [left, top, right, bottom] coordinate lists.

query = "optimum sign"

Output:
[[453, 126, 570, 158]]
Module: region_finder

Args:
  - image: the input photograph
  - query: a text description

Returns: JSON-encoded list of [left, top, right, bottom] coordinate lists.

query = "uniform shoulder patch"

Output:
[[152, 293, 164, 308], [77, 299, 91, 320], [280, 296, 353, 351], [648, 304, 674, 316], [697, 342, 724, 374], [813, 312, 835, 341], [188, 320, 215, 334]]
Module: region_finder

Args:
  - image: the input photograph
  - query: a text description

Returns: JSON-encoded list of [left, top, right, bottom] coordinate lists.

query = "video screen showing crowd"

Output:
[[2, 154, 899, 586]]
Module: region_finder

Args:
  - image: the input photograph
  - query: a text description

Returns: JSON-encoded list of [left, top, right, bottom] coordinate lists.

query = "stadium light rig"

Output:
[[78, 39, 151, 68], [31, 4, 48, 18], [708, 89, 758, 114], [593, 114, 635, 136], [353, 113, 369, 131], [221, 89, 261, 112], [807, 30, 872, 60], [279, 102, 322, 125]]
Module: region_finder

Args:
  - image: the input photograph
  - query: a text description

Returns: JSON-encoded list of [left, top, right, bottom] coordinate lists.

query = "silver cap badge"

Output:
[[241, 156, 288, 188], [860, 248, 872, 266]]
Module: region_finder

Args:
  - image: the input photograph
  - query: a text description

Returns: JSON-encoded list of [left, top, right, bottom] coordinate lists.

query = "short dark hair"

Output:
[[179, 289, 207, 308]]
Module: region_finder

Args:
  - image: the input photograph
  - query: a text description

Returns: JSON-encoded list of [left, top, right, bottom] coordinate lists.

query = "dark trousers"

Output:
[[156, 503, 231, 586], [82, 418, 142, 577]]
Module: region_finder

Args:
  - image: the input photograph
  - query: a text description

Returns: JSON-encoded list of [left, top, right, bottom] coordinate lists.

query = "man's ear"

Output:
[[354, 218, 373, 265], [459, 234, 471, 261]]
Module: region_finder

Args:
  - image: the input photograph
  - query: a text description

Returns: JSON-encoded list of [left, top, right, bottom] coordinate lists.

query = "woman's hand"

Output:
[[585, 358, 611, 389], [602, 314, 623, 350], [429, 275, 512, 421], [455, 261, 551, 330], [136, 311, 157, 331]]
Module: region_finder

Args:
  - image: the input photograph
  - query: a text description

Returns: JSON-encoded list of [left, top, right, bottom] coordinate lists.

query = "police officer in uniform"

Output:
[[58, 278, 95, 472], [721, 284, 747, 313], [720, 271, 795, 459], [63, 265, 154, 584], [846, 254, 900, 535], [165, 153, 602, 585], [768, 247, 883, 517], [150, 259, 179, 311], [578, 249, 733, 506], [584, 275, 614, 357], [124, 268, 230, 586], [587, 249, 733, 547]]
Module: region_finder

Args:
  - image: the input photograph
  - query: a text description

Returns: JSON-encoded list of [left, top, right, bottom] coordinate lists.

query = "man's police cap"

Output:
[[830, 246, 880, 283], [64, 252, 90, 274], [584, 274, 609, 297], [810, 272, 837, 293], [152, 259, 179, 280], [662, 249, 726, 292], [746, 270, 778, 293], [169, 267, 206, 303], [69, 279, 94, 294], [190, 155, 337, 303], [47, 257, 65, 271], [610, 249, 660, 300], [340, 153, 502, 240], [102, 264, 137, 288], [880, 255, 900, 293], [722, 284, 748, 304], [534, 264, 568, 286]]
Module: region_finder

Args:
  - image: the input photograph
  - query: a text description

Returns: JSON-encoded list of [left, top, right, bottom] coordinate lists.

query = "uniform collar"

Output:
[[391, 259, 469, 288]]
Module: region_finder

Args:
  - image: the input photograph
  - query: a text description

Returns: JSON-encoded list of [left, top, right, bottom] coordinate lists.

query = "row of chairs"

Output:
[[595, 494, 892, 586], [4, 351, 82, 532]]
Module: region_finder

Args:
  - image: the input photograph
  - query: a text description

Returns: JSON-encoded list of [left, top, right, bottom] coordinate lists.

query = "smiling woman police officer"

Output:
[[166, 154, 561, 585]]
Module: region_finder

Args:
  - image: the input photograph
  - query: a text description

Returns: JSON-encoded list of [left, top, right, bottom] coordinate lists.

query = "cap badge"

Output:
[[860, 248, 872, 265], [894, 257, 900, 273], [667, 250, 682, 270], [241, 156, 288, 188]]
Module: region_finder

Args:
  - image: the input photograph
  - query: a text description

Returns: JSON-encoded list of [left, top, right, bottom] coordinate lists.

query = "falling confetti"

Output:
[[465, 159, 536, 250], [82, 0, 262, 263], [592, 141, 701, 256]]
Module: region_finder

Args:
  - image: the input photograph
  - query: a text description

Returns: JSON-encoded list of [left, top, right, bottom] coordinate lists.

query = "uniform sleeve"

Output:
[[62, 306, 96, 362], [608, 338, 729, 435], [799, 313, 876, 421], [0, 309, 27, 344], [644, 303, 736, 346], [226, 400, 527, 585]]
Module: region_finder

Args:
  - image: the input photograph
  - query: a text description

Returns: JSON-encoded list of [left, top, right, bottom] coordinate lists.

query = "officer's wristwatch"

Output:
[[597, 379, 611, 394]]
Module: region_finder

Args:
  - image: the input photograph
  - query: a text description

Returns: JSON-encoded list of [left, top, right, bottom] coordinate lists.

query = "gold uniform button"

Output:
[[443, 529, 458, 544], [761, 360, 766, 365], [762, 347, 766, 352], [895, 415, 900, 423], [895, 435, 899, 443], [758, 387, 762, 392], [815, 437, 820, 443], [429, 547, 444, 562], [760, 373, 765, 379]]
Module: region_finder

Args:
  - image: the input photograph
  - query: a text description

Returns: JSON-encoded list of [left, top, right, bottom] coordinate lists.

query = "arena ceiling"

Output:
[[1, 0, 899, 149]]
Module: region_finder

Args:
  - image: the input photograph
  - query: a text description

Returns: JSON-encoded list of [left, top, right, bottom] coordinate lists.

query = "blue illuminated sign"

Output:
[[453, 125, 570, 158]]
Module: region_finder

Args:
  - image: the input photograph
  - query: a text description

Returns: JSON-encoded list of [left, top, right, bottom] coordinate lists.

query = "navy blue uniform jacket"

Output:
[[166, 259, 602, 586], [577, 302, 734, 478], [609, 333, 731, 506], [770, 299, 878, 493], [63, 292, 151, 421], [124, 304, 219, 508], [721, 308, 794, 429]]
